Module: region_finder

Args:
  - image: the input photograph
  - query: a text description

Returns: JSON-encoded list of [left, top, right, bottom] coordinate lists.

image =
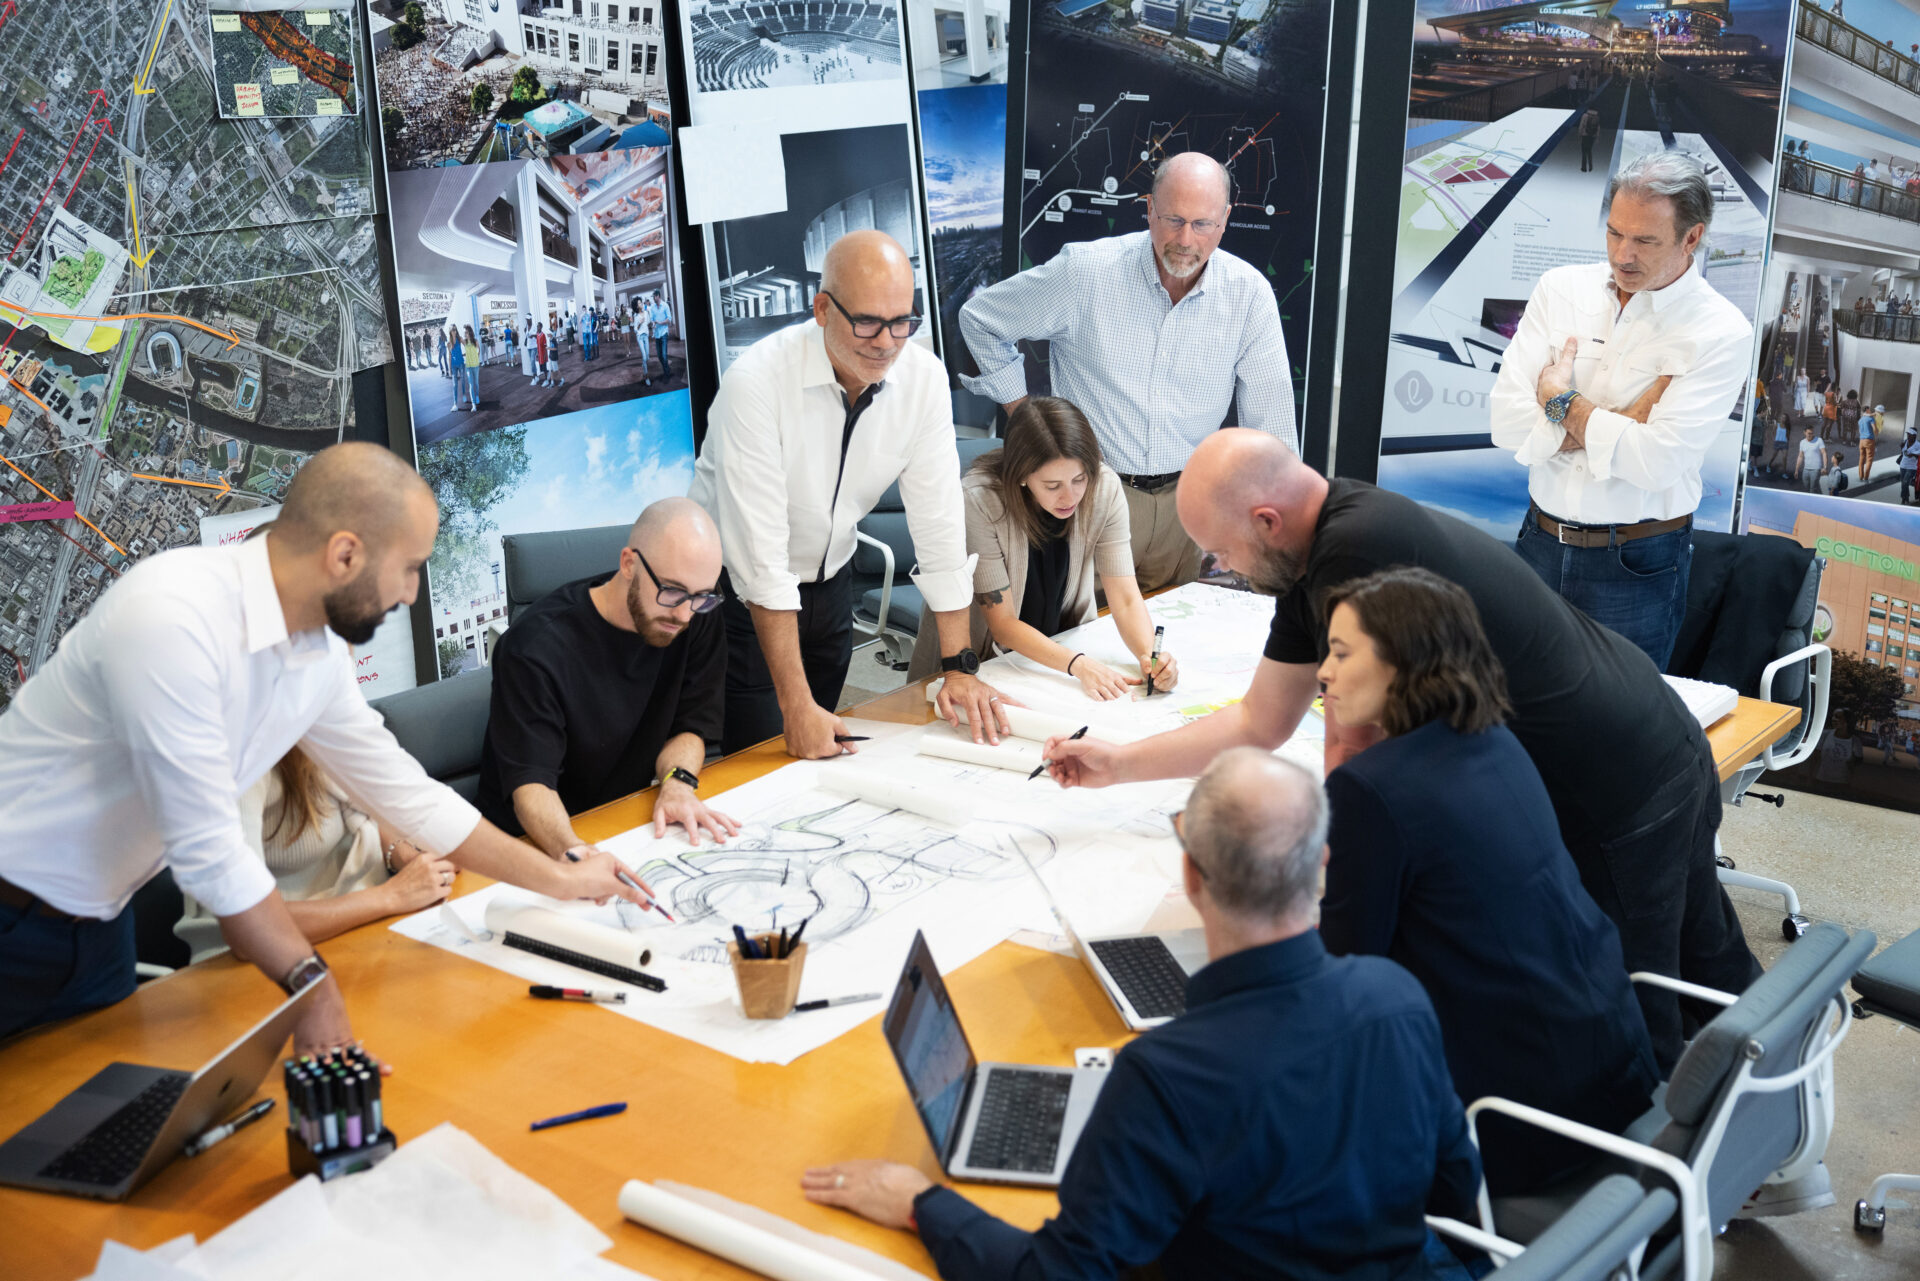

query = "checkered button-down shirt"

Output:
[[958, 232, 1298, 474]]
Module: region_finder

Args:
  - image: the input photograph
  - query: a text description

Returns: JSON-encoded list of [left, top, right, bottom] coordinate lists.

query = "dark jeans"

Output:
[[719, 565, 855, 754], [1580, 135, 1595, 171], [0, 897, 138, 1041], [653, 334, 671, 377], [1516, 510, 1691, 672], [1901, 467, 1916, 504], [1562, 720, 1760, 1073]]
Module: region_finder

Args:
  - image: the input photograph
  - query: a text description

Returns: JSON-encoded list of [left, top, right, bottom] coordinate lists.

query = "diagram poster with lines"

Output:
[[1371, 1, 1792, 541], [1014, 0, 1336, 403]]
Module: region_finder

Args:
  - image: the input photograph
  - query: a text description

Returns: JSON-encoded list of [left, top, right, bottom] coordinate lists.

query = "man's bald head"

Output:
[[1183, 748, 1328, 922], [819, 229, 914, 300], [618, 496, 722, 646], [629, 495, 719, 565], [814, 230, 919, 394], [276, 442, 434, 555], [1175, 430, 1322, 596], [1152, 152, 1231, 210]]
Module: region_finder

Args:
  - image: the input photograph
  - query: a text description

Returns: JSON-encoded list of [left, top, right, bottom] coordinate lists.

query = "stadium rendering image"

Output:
[[690, 0, 904, 92]]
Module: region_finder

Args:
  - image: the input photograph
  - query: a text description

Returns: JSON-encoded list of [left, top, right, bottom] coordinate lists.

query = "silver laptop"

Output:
[[0, 977, 323, 1201], [1018, 849, 1208, 1031], [882, 930, 1105, 1188]]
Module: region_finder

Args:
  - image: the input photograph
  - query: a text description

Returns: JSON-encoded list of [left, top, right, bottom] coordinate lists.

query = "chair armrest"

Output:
[[133, 962, 174, 980], [1760, 643, 1830, 771], [855, 530, 894, 637], [1630, 971, 1739, 1007], [1424, 1214, 1524, 1262]]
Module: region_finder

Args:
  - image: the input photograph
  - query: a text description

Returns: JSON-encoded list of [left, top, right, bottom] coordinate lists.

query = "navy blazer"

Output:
[[1322, 720, 1660, 1195]]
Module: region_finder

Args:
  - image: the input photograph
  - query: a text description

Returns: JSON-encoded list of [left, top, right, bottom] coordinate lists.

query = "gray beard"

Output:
[[1244, 543, 1305, 598]]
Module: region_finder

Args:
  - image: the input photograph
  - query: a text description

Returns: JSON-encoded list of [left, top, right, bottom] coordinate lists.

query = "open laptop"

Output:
[[0, 976, 323, 1201], [882, 930, 1106, 1188], [1017, 848, 1208, 1031]]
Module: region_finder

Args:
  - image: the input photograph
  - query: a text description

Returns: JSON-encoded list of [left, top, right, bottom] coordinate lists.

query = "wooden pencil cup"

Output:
[[729, 935, 808, 1019]]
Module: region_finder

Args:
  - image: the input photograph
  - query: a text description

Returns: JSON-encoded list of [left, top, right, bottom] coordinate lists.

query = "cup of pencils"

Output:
[[728, 926, 808, 1019]]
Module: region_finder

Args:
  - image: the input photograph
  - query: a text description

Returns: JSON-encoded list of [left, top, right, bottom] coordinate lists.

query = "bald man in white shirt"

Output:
[[0, 444, 646, 1051]]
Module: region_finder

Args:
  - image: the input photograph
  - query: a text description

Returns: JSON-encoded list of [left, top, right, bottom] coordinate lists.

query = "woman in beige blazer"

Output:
[[909, 397, 1177, 698]]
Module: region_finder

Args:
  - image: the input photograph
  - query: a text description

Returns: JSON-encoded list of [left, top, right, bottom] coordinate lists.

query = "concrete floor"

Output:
[[838, 647, 1920, 1275]]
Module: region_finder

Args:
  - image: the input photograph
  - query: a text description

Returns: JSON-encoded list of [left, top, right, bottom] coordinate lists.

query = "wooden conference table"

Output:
[[0, 683, 1801, 1279]]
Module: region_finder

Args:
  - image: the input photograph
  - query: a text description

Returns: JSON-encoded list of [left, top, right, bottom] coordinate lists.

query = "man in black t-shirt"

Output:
[[1044, 431, 1759, 1069], [478, 498, 739, 858]]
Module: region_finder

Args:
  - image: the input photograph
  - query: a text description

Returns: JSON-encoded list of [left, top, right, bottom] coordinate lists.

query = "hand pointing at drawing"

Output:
[[1043, 733, 1126, 790]]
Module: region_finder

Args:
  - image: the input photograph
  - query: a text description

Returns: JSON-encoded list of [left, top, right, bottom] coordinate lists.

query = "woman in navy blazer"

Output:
[[1316, 567, 1660, 1197]]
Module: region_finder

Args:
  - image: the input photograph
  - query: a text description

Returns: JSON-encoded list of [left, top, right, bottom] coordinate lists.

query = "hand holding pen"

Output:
[[562, 845, 675, 922]]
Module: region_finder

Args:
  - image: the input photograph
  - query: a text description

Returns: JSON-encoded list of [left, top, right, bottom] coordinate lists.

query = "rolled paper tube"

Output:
[[483, 901, 655, 973], [950, 703, 1084, 745], [617, 1180, 887, 1281], [915, 734, 1046, 774], [816, 764, 973, 827]]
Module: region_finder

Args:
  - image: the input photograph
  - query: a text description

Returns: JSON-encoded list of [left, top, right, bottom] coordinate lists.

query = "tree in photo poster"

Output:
[[1376, 1, 1793, 541], [1014, 0, 1335, 398]]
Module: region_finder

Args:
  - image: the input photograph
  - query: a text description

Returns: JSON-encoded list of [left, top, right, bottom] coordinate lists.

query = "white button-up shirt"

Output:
[[0, 535, 481, 919], [690, 322, 973, 614], [957, 231, 1298, 473], [1490, 261, 1753, 524]]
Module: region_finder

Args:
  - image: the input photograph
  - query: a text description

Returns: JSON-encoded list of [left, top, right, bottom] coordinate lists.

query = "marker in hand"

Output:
[[565, 847, 675, 922], [1146, 625, 1165, 696], [1030, 725, 1089, 780]]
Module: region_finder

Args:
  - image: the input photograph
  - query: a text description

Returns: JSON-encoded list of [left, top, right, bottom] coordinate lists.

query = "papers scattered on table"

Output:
[[80, 1124, 658, 1281], [1664, 674, 1740, 729]]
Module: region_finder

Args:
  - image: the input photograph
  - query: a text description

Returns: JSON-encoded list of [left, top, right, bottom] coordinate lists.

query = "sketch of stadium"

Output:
[[689, 0, 904, 93]]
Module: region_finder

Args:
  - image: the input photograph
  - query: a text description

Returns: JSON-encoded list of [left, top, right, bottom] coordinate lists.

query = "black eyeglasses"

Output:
[[821, 291, 924, 340], [633, 548, 725, 613]]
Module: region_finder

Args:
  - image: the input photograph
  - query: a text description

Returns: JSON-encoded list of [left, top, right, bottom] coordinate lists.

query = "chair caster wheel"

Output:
[[1783, 914, 1810, 941], [1716, 854, 1736, 870], [1856, 1199, 1886, 1233]]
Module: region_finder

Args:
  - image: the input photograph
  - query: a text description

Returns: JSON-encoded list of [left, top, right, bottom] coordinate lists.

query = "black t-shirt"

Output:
[[477, 575, 725, 835], [1263, 480, 1699, 840], [1019, 514, 1070, 637]]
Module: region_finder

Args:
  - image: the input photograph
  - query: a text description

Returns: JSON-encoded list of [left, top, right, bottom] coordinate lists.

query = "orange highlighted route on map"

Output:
[[0, 299, 240, 349]]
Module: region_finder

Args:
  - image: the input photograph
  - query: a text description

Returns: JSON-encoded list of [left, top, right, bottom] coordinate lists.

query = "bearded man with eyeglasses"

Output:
[[476, 497, 744, 854], [958, 152, 1298, 591], [691, 229, 1016, 760]]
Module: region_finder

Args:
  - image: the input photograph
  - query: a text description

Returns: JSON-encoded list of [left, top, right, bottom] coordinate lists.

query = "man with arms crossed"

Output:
[[804, 750, 1479, 1280], [1045, 431, 1760, 1071], [0, 444, 646, 1050], [691, 230, 1012, 758], [477, 498, 740, 858], [959, 153, 1297, 591], [1491, 151, 1753, 670]]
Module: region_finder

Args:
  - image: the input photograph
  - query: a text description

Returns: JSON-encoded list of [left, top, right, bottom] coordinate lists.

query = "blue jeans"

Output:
[[1515, 509, 1692, 672], [0, 897, 138, 1039], [653, 334, 670, 377]]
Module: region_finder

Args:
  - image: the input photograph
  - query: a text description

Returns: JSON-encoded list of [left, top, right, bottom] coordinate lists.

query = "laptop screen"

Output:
[[882, 931, 977, 1163]]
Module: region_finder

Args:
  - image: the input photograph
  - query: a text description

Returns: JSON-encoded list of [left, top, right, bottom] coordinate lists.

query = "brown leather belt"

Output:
[[1531, 505, 1691, 550], [0, 874, 84, 922]]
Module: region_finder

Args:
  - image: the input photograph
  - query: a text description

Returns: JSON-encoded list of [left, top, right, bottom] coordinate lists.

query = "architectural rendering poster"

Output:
[[677, 0, 930, 373], [0, 0, 399, 708], [1016, 0, 1336, 403], [1373, 1, 1793, 541]]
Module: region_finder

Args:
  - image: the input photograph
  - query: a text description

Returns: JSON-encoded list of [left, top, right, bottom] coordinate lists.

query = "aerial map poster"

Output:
[[208, 1, 358, 121], [0, 0, 404, 707], [1372, 1, 1792, 542], [1017, 0, 1337, 404]]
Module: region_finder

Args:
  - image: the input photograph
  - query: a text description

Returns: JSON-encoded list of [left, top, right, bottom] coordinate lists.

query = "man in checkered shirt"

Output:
[[959, 152, 1298, 591]]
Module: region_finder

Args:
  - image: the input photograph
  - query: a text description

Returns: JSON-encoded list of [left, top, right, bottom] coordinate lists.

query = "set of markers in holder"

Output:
[[284, 1047, 397, 1180]]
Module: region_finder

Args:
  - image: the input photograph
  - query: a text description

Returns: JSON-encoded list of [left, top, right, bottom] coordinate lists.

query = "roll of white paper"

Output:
[[952, 703, 1084, 745], [816, 764, 972, 827], [482, 901, 651, 972], [618, 1180, 889, 1281], [916, 734, 1045, 774]]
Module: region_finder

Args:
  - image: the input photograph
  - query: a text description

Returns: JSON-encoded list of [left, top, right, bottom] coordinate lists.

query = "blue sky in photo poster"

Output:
[[918, 83, 1008, 232], [1744, 484, 1920, 545], [485, 391, 696, 542]]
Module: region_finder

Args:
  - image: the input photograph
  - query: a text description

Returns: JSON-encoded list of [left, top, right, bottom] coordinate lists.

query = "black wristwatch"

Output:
[[940, 648, 981, 676], [281, 953, 329, 996], [665, 766, 701, 791]]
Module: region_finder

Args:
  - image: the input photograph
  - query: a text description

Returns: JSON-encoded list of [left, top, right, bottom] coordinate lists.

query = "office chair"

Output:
[[501, 523, 634, 624], [368, 667, 494, 804], [1468, 922, 1874, 1281], [1428, 1174, 1676, 1281], [129, 869, 192, 980], [1846, 928, 1920, 1233]]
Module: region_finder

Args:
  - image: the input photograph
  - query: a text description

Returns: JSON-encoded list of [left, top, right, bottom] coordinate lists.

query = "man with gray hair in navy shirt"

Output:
[[801, 749, 1480, 1280]]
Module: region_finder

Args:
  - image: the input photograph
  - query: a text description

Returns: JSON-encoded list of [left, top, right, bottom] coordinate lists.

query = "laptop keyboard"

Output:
[[965, 1068, 1072, 1174], [38, 1072, 191, 1186], [1090, 936, 1188, 1020]]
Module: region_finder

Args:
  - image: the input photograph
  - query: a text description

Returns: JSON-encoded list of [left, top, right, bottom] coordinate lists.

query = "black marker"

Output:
[[1030, 725, 1090, 780]]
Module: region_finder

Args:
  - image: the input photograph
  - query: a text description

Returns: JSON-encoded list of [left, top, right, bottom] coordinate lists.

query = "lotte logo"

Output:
[[1394, 370, 1434, 413]]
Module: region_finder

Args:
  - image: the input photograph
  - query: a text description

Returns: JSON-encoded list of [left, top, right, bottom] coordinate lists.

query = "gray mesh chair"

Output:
[[501, 523, 633, 624], [1847, 928, 1920, 1233], [368, 666, 494, 804], [1429, 1174, 1676, 1281], [1463, 922, 1874, 1281]]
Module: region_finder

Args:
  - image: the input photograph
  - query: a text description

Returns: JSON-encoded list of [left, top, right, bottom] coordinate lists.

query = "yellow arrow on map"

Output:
[[125, 175, 154, 268], [133, 0, 174, 95]]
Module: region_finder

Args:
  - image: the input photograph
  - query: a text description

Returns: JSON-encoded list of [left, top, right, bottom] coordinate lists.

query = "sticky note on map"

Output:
[[211, 13, 241, 31], [306, 10, 333, 24], [315, 97, 342, 116], [232, 83, 264, 117], [270, 67, 299, 85]]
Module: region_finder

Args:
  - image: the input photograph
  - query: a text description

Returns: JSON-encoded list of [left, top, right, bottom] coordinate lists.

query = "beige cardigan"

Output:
[[908, 466, 1134, 679]]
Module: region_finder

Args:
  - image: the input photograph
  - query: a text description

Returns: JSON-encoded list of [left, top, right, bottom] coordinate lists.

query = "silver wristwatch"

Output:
[[1544, 388, 1582, 424], [281, 953, 330, 996]]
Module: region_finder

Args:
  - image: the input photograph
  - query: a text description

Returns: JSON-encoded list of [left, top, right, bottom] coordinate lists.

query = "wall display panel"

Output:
[[0, 0, 406, 708], [1013, 0, 1336, 405], [917, 77, 1009, 388], [1371, 1, 1793, 541]]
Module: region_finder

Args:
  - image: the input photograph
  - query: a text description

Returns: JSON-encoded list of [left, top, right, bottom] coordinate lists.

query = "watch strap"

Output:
[[666, 766, 700, 791]]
